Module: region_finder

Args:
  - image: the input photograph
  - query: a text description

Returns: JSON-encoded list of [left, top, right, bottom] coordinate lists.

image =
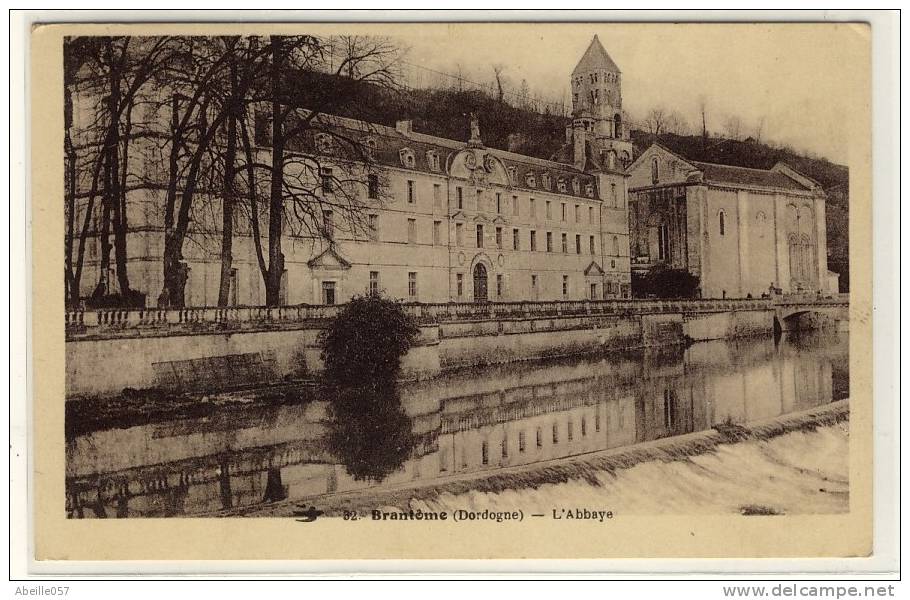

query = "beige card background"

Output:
[[31, 21, 873, 562]]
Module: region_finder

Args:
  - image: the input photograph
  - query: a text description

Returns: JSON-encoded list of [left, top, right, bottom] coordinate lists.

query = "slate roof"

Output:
[[572, 35, 622, 75], [273, 111, 601, 200], [691, 161, 811, 192]]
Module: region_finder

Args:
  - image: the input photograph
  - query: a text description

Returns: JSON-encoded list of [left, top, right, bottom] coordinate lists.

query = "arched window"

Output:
[[718, 211, 726, 236], [651, 157, 659, 184], [612, 235, 620, 256], [614, 113, 622, 139]]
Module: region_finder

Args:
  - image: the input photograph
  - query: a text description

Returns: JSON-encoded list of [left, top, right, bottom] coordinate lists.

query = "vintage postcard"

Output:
[[30, 19, 873, 563]]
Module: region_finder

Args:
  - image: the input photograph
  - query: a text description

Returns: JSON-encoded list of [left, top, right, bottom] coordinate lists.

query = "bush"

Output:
[[632, 266, 700, 299], [319, 294, 420, 389], [318, 294, 420, 482]]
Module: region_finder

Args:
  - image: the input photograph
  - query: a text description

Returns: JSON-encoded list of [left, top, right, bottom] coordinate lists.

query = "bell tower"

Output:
[[569, 35, 633, 172]]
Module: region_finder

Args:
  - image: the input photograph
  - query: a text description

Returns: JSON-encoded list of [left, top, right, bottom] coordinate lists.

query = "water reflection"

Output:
[[66, 331, 848, 518]]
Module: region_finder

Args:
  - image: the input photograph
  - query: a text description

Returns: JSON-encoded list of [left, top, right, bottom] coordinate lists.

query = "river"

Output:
[[66, 330, 849, 518]]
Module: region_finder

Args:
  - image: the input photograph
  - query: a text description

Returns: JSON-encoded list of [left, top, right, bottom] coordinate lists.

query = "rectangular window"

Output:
[[658, 224, 670, 261], [519, 431, 526, 453], [322, 210, 334, 239], [575, 204, 580, 222], [590, 235, 595, 254], [407, 218, 417, 244], [433, 183, 441, 208], [321, 281, 336, 305], [456, 273, 464, 297], [321, 168, 333, 193], [595, 413, 601, 432], [561, 233, 568, 253], [546, 200, 552, 219], [513, 195, 519, 216], [562, 275, 569, 297], [495, 226, 503, 249], [530, 230, 537, 251], [530, 198, 536, 217], [496, 193, 502, 214], [476, 224, 484, 248], [590, 283, 598, 300], [496, 274, 503, 297], [561, 203, 566, 221], [589, 206, 594, 224], [368, 214, 379, 241], [512, 228, 520, 250], [568, 421, 574, 441], [575, 234, 581, 254], [408, 272, 418, 300], [531, 274, 538, 291], [501, 436, 508, 459], [407, 180, 416, 204], [456, 187, 463, 210], [433, 220, 441, 246], [552, 423, 559, 444], [368, 174, 379, 199], [369, 271, 379, 296], [546, 232, 553, 252], [481, 441, 489, 465], [581, 417, 587, 437], [536, 427, 543, 448], [456, 222, 464, 246], [476, 189, 483, 211]]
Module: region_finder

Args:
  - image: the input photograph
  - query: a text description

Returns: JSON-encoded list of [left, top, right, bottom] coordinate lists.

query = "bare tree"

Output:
[[644, 106, 667, 135], [491, 63, 507, 104], [723, 114, 743, 140], [664, 110, 691, 135], [244, 34, 403, 306]]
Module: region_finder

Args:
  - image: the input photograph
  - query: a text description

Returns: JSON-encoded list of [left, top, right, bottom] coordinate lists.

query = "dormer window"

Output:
[[426, 150, 440, 172], [314, 133, 334, 155], [542, 173, 552, 190], [507, 166, 517, 184], [364, 136, 377, 158], [557, 177, 567, 193], [399, 147, 416, 169], [585, 182, 595, 198], [572, 178, 581, 195], [526, 172, 536, 188]]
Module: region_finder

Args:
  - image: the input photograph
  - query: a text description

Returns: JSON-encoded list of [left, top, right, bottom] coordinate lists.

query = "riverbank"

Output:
[[65, 381, 315, 437], [232, 399, 849, 518]]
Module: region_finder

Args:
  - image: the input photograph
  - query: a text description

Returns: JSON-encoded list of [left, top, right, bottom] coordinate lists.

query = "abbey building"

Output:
[[70, 35, 835, 307]]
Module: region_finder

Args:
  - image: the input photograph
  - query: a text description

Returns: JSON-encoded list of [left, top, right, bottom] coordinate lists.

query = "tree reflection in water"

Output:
[[326, 383, 416, 483]]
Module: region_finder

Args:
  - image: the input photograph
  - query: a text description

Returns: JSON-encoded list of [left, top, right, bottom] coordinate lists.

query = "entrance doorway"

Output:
[[473, 263, 488, 303]]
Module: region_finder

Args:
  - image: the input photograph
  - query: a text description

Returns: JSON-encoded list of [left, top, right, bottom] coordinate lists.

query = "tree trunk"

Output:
[[64, 84, 78, 306], [217, 49, 239, 307], [265, 36, 286, 307]]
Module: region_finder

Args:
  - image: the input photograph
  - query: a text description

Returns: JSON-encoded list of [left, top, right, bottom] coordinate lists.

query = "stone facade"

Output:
[[70, 37, 633, 307], [627, 144, 839, 298]]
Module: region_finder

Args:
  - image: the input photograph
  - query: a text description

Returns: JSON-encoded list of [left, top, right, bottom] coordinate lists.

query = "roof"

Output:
[[273, 112, 601, 200], [572, 35, 621, 75], [690, 161, 811, 192]]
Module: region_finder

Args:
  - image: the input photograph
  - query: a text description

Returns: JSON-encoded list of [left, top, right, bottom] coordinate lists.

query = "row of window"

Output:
[[477, 414, 604, 466], [359, 213, 628, 257], [454, 186, 622, 218]]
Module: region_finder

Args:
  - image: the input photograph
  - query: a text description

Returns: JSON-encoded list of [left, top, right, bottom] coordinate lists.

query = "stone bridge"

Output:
[[771, 294, 850, 332]]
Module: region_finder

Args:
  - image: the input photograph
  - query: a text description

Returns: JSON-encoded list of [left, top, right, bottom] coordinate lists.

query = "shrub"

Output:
[[319, 294, 420, 389], [632, 266, 700, 299]]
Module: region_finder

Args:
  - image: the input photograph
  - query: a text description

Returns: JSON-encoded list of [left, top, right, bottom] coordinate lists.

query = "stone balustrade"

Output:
[[61, 297, 809, 341]]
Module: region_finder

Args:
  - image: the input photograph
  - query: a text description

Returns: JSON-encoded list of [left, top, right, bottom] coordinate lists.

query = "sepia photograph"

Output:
[[22, 16, 885, 566]]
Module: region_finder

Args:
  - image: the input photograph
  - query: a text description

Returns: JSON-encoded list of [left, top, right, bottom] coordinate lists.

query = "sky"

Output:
[[372, 22, 870, 165]]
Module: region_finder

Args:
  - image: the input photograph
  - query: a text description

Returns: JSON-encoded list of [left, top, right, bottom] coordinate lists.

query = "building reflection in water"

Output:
[[66, 331, 847, 518]]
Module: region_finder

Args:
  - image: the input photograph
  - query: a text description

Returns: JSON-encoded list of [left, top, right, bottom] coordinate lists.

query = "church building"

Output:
[[626, 144, 839, 298]]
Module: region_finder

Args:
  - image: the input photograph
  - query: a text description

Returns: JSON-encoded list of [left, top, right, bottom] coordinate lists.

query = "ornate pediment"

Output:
[[307, 247, 352, 270]]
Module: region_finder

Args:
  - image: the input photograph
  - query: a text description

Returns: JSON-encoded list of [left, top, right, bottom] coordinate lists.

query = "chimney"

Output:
[[396, 119, 412, 136]]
